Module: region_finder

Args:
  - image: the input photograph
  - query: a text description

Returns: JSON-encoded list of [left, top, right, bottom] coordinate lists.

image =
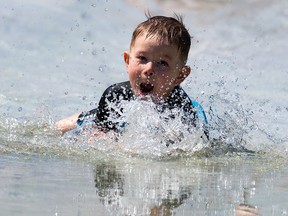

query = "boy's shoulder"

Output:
[[101, 81, 134, 101], [104, 81, 131, 92], [168, 86, 208, 124]]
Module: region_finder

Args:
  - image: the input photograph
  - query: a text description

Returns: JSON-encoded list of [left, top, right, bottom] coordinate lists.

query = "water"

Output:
[[1, 0, 288, 215]]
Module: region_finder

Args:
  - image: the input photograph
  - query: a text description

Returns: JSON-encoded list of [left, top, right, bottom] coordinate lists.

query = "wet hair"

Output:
[[130, 13, 191, 63]]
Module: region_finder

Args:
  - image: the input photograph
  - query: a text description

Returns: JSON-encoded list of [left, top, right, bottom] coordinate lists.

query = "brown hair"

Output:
[[130, 14, 191, 63]]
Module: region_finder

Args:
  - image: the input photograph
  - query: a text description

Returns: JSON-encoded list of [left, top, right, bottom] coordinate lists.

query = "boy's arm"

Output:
[[55, 112, 81, 135]]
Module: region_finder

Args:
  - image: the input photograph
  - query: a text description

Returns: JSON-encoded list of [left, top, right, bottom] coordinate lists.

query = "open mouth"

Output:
[[139, 83, 154, 94]]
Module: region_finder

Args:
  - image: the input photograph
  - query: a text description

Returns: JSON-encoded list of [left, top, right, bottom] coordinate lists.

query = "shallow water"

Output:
[[1, 153, 288, 215], [1, 0, 288, 215]]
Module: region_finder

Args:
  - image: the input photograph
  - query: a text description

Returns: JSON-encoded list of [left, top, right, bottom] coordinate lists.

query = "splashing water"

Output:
[[62, 92, 287, 159], [0, 92, 285, 160], [67, 98, 206, 159], [111, 99, 208, 158], [1, 86, 287, 160], [203, 86, 288, 156]]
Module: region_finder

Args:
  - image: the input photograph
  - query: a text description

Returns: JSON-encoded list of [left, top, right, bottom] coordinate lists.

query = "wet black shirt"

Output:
[[77, 81, 207, 137]]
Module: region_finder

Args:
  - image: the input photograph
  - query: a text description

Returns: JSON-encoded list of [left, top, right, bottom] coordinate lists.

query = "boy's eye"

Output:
[[159, 60, 168, 67], [137, 56, 147, 62], [156, 60, 169, 69]]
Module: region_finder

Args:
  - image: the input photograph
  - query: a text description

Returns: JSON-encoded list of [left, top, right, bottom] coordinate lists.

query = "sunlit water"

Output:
[[1, 0, 288, 215]]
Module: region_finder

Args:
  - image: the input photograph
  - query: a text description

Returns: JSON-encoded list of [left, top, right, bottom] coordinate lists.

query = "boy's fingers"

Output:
[[235, 204, 258, 216]]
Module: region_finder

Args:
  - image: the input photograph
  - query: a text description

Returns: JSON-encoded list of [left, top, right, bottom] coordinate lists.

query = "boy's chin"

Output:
[[135, 91, 152, 100], [138, 93, 153, 101], [138, 93, 164, 103]]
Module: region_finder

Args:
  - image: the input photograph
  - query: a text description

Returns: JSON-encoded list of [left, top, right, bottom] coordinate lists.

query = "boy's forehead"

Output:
[[134, 32, 169, 45], [132, 33, 177, 51], [130, 34, 184, 62]]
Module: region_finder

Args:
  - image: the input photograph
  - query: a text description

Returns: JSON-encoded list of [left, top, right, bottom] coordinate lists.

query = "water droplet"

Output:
[[98, 66, 103, 72], [249, 123, 258, 130], [82, 96, 87, 100], [65, 92, 68, 95], [275, 106, 281, 112], [83, 38, 87, 42], [18, 107, 22, 112], [92, 50, 97, 56], [91, 4, 96, 7], [209, 95, 214, 103]]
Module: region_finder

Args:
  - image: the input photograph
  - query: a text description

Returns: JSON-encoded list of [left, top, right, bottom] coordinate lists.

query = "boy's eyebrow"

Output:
[[134, 51, 174, 60], [161, 54, 173, 60], [157, 53, 177, 62]]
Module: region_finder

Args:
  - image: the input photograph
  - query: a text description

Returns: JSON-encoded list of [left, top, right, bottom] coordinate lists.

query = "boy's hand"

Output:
[[235, 204, 259, 216], [55, 113, 81, 135]]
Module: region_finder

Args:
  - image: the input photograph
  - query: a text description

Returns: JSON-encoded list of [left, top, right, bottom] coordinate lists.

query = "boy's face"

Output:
[[124, 34, 190, 103]]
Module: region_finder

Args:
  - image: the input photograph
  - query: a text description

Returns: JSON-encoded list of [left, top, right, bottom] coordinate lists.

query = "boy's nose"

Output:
[[143, 62, 154, 77]]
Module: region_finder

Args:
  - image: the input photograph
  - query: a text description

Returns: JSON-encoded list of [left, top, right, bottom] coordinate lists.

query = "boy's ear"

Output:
[[123, 51, 130, 70], [174, 66, 191, 85]]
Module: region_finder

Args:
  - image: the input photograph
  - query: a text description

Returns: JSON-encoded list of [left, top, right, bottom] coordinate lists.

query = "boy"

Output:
[[56, 14, 208, 140]]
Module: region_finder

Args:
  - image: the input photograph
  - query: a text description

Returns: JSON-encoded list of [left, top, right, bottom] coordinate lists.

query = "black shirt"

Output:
[[77, 81, 208, 139]]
